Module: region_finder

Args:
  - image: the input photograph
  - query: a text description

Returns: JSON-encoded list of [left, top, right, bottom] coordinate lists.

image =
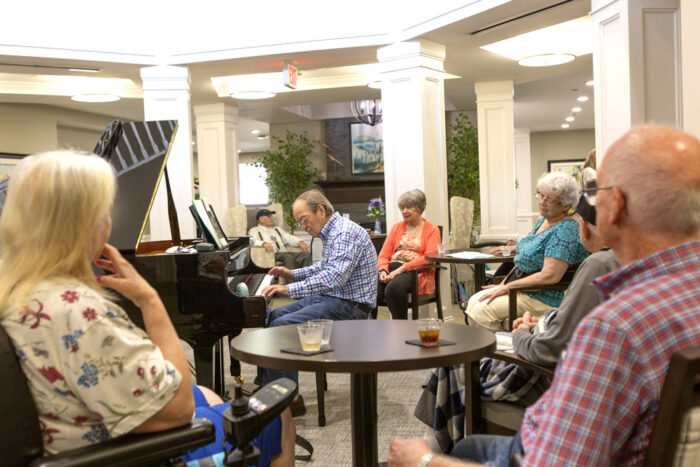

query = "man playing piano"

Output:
[[249, 208, 311, 270], [258, 189, 378, 414]]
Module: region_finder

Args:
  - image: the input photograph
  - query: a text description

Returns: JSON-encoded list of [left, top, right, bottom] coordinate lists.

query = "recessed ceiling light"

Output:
[[561, 123, 570, 129], [237, 149, 242, 154], [577, 96, 589, 102], [71, 94, 120, 102], [586, 80, 594, 86], [257, 135, 269, 140], [230, 91, 276, 100], [565, 116, 575, 122], [250, 129, 261, 135], [517, 53, 575, 67], [571, 106, 582, 113]]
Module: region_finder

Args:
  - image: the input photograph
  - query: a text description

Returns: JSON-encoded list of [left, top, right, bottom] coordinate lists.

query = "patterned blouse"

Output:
[[1, 279, 182, 455], [514, 217, 589, 307], [390, 233, 422, 263]]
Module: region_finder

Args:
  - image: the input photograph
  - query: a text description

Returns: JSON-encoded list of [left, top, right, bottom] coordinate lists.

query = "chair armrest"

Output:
[[506, 283, 570, 331], [412, 263, 447, 273], [31, 418, 216, 467], [490, 350, 555, 378], [472, 241, 506, 248]]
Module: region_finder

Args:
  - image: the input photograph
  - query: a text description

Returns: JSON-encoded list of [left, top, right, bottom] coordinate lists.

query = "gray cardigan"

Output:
[[511, 249, 620, 366]]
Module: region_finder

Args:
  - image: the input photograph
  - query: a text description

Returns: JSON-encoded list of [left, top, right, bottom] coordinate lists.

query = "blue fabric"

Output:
[[451, 432, 523, 467], [287, 213, 378, 307], [514, 217, 588, 307], [182, 386, 282, 466], [255, 295, 367, 386]]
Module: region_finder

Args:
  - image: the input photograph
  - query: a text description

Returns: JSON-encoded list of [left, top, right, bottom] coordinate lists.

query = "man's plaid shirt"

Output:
[[521, 240, 700, 465], [288, 212, 378, 307]]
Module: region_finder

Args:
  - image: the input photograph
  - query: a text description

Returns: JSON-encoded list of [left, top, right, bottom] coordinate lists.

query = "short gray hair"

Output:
[[295, 189, 334, 218], [398, 189, 427, 214], [536, 171, 580, 208], [603, 126, 700, 236]]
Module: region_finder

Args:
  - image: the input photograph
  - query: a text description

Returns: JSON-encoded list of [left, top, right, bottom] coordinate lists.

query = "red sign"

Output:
[[283, 63, 297, 89]]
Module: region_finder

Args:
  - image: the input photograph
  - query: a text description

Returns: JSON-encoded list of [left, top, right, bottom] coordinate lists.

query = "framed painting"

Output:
[[0, 153, 25, 182], [547, 158, 585, 184], [350, 123, 383, 174]]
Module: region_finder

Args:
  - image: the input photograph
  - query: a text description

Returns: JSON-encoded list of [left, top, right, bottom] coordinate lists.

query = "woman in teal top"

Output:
[[465, 172, 589, 330]]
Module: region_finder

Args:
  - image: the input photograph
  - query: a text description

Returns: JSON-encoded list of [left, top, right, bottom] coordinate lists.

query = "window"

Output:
[[238, 163, 269, 205]]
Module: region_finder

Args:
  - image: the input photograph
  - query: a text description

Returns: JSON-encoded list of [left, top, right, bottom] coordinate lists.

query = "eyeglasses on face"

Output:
[[582, 183, 614, 206], [296, 215, 311, 228], [535, 191, 561, 205]]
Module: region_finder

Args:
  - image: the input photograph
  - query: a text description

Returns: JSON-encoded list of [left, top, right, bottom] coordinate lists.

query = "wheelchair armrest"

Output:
[[491, 350, 555, 378], [31, 418, 215, 467]]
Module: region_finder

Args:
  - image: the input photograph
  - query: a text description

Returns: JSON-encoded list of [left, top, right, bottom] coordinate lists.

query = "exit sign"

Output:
[[283, 63, 297, 89]]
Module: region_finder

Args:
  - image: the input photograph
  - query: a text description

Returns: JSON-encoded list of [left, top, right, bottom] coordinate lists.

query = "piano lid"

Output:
[[94, 119, 178, 252]]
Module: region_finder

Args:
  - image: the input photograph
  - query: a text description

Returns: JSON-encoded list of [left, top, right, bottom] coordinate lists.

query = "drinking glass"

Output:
[[417, 318, 442, 345], [297, 323, 324, 351], [309, 319, 333, 346]]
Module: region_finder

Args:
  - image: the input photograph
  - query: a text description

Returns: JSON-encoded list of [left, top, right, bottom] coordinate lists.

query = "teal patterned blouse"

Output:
[[513, 217, 589, 307]]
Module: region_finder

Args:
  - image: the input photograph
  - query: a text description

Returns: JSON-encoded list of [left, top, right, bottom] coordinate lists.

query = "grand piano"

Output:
[[93, 119, 269, 395]]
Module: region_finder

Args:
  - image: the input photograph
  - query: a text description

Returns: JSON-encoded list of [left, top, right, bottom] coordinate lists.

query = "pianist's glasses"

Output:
[[296, 215, 311, 228]]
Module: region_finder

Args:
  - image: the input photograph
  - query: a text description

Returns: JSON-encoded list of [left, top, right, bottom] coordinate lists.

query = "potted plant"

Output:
[[254, 130, 319, 232], [367, 197, 385, 234], [446, 113, 480, 240]]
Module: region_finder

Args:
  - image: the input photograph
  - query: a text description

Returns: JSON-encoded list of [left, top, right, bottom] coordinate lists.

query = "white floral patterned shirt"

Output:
[[1, 279, 182, 455]]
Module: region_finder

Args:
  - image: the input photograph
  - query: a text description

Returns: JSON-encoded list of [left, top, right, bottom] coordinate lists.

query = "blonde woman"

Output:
[[0, 151, 293, 465]]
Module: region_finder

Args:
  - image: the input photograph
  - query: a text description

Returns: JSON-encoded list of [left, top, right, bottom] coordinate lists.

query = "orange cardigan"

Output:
[[377, 219, 441, 295]]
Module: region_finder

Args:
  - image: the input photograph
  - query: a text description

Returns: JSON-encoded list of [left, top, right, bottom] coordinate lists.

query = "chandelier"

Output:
[[351, 99, 382, 126]]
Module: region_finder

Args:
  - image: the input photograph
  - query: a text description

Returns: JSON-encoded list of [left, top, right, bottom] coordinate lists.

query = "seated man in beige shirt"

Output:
[[249, 208, 311, 269]]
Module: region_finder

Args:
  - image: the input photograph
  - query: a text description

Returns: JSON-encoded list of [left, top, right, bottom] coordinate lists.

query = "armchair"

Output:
[[0, 324, 215, 467]]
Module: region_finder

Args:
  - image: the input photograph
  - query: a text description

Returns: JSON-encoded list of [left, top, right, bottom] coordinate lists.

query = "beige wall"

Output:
[[270, 120, 326, 179], [0, 103, 113, 155], [529, 129, 595, 210], [682, 0, 700, 138]]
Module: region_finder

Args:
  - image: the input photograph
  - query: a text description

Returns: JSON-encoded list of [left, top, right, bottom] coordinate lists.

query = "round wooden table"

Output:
[[426, 249, 515, 292], [230, 320, 495, 466]]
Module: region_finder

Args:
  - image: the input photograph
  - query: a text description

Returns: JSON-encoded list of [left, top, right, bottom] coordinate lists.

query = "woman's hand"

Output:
[[94, 244, 160, 309], [379, 270, 389, 283], [386, 266, 405, 281], [477, 284, 510, 304]]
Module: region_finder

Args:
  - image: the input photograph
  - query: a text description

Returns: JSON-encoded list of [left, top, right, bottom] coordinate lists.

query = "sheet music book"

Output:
[[191, 198, 225, 249]]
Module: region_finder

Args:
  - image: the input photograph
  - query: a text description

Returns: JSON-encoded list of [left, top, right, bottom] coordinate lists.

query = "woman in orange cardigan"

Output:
[[376, 189, 441, 319]]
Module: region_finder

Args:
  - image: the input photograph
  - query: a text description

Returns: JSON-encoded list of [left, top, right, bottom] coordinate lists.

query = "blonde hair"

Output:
[[0, 151, 116, 314]]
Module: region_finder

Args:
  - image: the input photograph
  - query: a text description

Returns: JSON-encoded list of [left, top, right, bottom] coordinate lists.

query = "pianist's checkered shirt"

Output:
[[521, 240, 700, 465], [287, 212, 378, 307]]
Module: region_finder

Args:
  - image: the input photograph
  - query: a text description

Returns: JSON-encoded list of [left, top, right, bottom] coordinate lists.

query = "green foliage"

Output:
[[446, 113, 480, 224], [254, 130, 319, 231]]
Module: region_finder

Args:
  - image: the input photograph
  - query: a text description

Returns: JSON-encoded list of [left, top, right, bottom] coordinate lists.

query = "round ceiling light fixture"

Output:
[[71, 93, 120, 102], [577, 95, 589, 102], [561, 123, 570, 129], [586, 80, 594, 86], [230, 91, 276, 100], [250, 129, 261, 135], [571, 106, 582, 113], [565, 116, 575, 122], [517, 53, 575, 67]]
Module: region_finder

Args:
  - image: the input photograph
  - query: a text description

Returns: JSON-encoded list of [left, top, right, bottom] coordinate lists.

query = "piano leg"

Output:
[[228, 330, 242, 377], [193, 344, 224, 396]]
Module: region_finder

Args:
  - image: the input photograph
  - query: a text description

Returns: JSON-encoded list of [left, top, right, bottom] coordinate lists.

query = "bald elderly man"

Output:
[[388, 125, 700, 467]]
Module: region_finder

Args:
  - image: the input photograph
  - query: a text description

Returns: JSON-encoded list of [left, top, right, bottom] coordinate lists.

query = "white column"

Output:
[[681, 0, 700, 138], [591, 0, 681, 160], [475, 81, 517, 242], [514, 128, 534, 238], [194, 103, 240, 233], [377, 39, 450, 319], [140, 65, 195, 241], [377, 39, 449, 232]]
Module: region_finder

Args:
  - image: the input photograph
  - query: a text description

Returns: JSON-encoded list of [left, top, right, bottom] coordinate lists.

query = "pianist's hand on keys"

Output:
[[262, 266, 293, 297]]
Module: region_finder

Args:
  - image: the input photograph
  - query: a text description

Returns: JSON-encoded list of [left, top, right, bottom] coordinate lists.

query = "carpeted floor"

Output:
[[183, 303, 466, 465]]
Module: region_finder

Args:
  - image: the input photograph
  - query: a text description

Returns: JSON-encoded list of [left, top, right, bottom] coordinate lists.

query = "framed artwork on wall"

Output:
[[547, 158, 585, 184], [0, 153, 25, 182], [350, 122, 384, 174]]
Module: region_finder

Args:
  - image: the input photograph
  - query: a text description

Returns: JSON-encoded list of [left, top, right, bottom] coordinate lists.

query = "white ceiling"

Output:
[[0, 0, 595, 153]]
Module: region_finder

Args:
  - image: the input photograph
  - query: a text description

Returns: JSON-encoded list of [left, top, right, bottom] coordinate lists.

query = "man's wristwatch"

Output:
[[417, 452, 435, 467]]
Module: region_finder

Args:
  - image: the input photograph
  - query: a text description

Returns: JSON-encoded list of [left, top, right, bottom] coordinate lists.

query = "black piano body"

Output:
[[94, 120, 269, 395]]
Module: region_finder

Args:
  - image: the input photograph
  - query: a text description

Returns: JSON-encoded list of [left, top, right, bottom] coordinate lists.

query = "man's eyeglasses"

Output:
[[296, 215, 311, 228], [535, 192, 560, 205], [582, 183, 614, 206]]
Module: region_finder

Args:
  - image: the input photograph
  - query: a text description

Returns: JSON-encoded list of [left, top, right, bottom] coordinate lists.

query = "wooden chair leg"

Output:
[[315, 372, 326, 427], [436, 266, 443, 321]]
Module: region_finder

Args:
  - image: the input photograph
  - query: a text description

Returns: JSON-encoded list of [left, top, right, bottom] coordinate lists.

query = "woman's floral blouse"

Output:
[[2, 279, 182, 455]]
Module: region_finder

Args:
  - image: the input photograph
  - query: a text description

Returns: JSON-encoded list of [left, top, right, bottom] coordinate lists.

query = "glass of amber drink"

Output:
[[417, 318, 442, 345], [297, 323, 324, 351]]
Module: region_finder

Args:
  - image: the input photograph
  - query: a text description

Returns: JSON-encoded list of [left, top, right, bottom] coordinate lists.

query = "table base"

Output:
[[351, 373, 378, 466]]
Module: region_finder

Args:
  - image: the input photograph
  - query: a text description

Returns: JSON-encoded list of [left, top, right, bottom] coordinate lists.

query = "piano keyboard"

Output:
[[228, 273, 275, 297]]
